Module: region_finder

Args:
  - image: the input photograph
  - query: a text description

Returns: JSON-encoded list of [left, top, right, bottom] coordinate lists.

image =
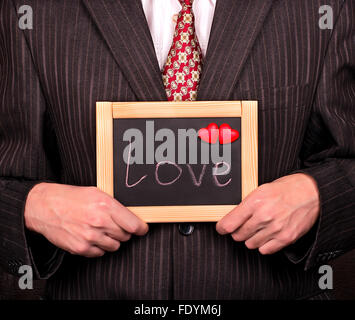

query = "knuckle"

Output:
[[241, 209, 252, 221], [258, 183, 270, 191], [87, 215, 105, 228], [109, 230, 131, 242], [258, 212, 272, 224], [66, 248, 76, 255], [75, 243, 90, 255], [94, 197, 111, 210], [94, 250, 105, 258], [288, 230, 298, 244], [130, 222, 141, 234], [128, 221, 146, 234], [84, 229, 98, 243], [88, 192, 112, 211], [254, 183, 276, 203], [86, 187, 101, 199], [250, 197, 265, 211], [221, 222, 235, 234], [124, 223, 137, 234], [259, 247, 270, 255], [271, 221, 283, 233], [121, 233, 132, 242], [256, 183, 271, 196], [110, 241, 121, 251], [245, 240, 257, 249], [278, 232, 292, 244], [86, 249, 105, 258], [231, 232, 243, 241]]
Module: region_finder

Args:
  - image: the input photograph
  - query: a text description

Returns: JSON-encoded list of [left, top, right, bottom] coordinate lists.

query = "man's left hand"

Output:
[[216, 173, 320, 255]]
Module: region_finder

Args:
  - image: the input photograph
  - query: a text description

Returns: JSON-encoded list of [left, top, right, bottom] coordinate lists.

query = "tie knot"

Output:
[[179, 0, 193, 8]]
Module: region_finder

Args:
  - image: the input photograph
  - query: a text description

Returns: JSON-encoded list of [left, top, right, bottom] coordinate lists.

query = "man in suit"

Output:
[[0, 0, 354, 300]]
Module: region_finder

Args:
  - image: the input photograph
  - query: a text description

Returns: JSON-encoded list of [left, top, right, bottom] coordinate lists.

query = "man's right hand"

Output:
[[24, 183, 149, 257]]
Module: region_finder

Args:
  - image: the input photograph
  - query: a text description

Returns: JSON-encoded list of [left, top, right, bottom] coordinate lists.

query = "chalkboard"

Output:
[[113, 118, 241, 206], [96, 101, 258, 222]]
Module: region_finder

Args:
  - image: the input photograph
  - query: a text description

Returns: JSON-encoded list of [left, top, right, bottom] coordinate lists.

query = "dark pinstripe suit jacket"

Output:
[[0, 0, 354, 300]]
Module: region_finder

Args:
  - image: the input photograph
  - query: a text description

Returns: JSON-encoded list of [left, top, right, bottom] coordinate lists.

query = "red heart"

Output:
[[198, 123, 219, 144], [219, 123, 239, 144]]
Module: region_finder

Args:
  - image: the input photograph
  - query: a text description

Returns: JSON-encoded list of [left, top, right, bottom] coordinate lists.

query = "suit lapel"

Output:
[[82, 0, 167, 101], [198, 0, 274, 100], [82, 0, 273, 102]]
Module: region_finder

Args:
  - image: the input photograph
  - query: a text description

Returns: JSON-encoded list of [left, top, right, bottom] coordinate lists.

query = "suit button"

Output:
[[179, 223, 194, 236]]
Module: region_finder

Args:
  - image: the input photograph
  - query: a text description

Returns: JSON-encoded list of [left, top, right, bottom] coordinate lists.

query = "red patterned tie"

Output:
[[162, 0, 203, 101]]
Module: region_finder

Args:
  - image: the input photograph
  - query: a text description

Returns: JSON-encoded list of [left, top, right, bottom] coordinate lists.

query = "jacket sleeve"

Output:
[[284, 0, 355, 271], [0, 1, 64, 279]]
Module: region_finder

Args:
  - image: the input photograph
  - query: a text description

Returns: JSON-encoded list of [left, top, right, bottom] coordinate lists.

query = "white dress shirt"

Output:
[[141, 0, 216, 70]]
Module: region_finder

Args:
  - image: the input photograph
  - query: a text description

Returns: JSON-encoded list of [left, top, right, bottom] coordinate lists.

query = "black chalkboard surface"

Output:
[[96, 101, 258, 222], [113, 118, 241, 207]]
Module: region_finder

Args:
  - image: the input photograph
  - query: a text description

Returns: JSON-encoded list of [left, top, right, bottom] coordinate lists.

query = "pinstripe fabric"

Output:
[[307, 291, 333, 300], [0, 0, 354, 299]]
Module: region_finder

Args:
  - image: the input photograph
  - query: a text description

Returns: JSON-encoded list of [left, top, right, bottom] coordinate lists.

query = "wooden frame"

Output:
[[97, 101, 258, 223]]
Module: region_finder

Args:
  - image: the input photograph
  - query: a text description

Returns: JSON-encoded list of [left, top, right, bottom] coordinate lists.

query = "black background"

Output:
[[113, 118, 241, 206]]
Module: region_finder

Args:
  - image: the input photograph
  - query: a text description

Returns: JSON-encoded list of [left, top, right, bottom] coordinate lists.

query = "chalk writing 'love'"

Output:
[[125, 143, 231, 188]]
